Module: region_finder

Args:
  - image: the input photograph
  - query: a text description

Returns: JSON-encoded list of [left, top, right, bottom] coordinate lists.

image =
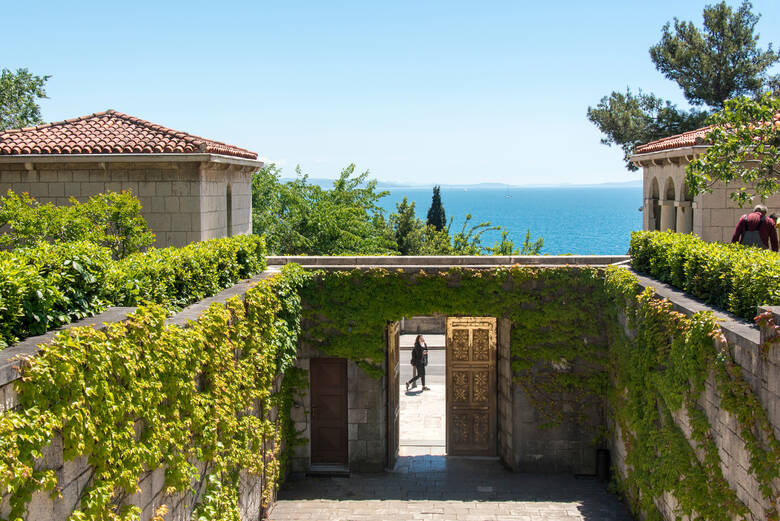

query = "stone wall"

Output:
[[610, 272, 780, 520], [0, 160, 254, 248], [0, 272, 279, 521], [290, 341, 387, 474], [641, 158, 780, 243]]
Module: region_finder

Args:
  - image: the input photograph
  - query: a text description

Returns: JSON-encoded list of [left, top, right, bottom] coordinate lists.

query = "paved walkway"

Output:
[[271, 456, 634, 520], [400, 349, 446, 456]]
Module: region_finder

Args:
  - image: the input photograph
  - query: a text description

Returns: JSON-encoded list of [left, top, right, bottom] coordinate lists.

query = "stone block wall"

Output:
[[0, 273, 280, 521], [290, 341, 387, 474], [610, 273, 780, 520], [641, 159, 780, 243], [0, 160, 255, 248]]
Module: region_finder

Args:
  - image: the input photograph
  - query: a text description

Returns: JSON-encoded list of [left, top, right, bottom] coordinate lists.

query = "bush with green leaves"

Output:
[[105, 234, 266, 310], [0, 241, 112, 347], [629, 230, 780, 319], [0, 190, 155, 258], [0, 235, 267, 348]]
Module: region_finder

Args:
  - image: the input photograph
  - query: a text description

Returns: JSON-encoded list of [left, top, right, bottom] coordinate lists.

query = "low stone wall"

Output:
[[0, 272, 279, 521], [610, 271, 780, 520]]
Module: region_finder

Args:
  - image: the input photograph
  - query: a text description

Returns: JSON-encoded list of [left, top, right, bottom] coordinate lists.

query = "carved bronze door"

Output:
[[386, 321, 400, 469], [446, 317, 497, 456]]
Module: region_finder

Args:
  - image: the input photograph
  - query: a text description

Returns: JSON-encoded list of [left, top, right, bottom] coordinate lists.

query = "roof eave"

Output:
[[0, 153, 264, 169], [630, 145, 711, 167]]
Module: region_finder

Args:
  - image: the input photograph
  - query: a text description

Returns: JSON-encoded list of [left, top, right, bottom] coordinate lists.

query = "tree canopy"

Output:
[[0, 68, 50, 131], [686, 92, 780, 206], [588, 1, 778, 170], [426, 185, 446, 231], [251, 165, 544, 256]]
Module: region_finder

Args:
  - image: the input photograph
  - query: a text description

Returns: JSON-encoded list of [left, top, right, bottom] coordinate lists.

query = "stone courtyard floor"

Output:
[[270, 456, 634, 520], [271, 339, 634, 520]]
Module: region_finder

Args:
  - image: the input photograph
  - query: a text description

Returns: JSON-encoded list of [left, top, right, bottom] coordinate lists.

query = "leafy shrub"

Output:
[[629, 231, 780, 319], [0, 190, 155, 258], [0, 235, 267, 347], [0, 241, 112, 346], [105, 234, 267, 310]]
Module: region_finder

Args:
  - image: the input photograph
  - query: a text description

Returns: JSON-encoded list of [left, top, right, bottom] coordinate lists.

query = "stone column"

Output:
[[675, 202, 693, 234], [660, 201, 676, 232]]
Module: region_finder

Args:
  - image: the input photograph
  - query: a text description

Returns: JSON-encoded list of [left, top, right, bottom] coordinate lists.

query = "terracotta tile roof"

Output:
[[634, 126, 712, 154], [0, 110, 258, 160]]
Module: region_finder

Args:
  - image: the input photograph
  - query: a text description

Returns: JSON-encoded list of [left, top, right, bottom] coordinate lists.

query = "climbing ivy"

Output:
[[604, 266, 780, 521], [300, 266, 613, 430], [0, 263, 309, 521]]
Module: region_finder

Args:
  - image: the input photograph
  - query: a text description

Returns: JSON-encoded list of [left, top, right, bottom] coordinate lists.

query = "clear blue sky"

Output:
[[4, 1, 779, 186]]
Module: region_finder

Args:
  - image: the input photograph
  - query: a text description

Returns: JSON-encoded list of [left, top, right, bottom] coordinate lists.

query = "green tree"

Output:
[[391, 197, 421, 255], [251, 164, 394, 255], [587, 89, 708, 169], [649, 1, 778, 108], [487, 230, 544, 255], [588, 1, 778, 170], [426, 185, 446, 231], [686, 92, 780, 206], [0, 68, 50, 130], [0, 190, 155, 258]]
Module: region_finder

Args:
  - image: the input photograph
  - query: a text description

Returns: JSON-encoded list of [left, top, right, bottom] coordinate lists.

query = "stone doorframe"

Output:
[[385, 316, 513, 469]]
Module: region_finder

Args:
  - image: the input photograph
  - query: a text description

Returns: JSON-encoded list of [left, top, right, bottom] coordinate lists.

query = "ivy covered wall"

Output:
[[0, 260, 777, 521]]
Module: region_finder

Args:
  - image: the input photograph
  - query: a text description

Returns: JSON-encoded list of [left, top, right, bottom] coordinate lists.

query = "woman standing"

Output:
[[406, 334, 430, 391]]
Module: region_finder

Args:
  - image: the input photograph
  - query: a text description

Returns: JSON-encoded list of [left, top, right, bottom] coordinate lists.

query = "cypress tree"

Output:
[[426, 185, 446, 231]]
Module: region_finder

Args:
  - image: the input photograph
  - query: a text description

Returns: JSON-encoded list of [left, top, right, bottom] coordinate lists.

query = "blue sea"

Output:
[[376, 186, 643, 255]]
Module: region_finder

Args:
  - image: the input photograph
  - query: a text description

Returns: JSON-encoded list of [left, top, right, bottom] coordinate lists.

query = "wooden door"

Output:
[[310, 358, 348, 466], [386, 321, 400, 469], [446, 317, 497, 456]]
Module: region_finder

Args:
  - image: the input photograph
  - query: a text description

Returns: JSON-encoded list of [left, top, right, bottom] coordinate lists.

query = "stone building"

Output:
[[631, 125, 780, 243], [0, 110, 263, 247]]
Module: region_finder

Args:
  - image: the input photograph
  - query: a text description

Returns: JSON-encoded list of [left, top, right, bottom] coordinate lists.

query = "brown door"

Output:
[[446, 317, 497, 456], [386, 322, 400, 469], [310, 358, 348, 466]]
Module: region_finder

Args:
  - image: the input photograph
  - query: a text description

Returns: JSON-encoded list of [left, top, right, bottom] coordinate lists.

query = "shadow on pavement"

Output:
[[278, 456, 634, 520]]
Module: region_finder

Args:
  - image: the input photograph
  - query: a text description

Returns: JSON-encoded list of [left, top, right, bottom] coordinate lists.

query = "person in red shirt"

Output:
[[731, 205, 778, 251]]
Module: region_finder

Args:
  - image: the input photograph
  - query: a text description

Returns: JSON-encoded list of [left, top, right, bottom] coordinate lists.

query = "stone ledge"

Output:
[[266, 255, 630, 268], [629, 268, 760, 349], [0, 307, 137, 387], [165, 269, 280, 328]]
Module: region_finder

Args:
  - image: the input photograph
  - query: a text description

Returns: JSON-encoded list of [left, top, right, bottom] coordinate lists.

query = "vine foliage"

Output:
[[0, 264, 308, 521]]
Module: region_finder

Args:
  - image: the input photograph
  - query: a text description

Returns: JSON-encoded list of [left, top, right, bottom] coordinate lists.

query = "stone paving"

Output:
[[400, 348, 446, 456], [271, 335, 634, 520], [270, 456, 634, 520]]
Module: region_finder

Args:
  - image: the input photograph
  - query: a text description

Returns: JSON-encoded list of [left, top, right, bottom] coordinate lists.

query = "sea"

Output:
[[376, 186, 643, 255]]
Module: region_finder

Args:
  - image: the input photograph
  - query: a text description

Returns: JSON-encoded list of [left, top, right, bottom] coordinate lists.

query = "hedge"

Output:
[[106, 234, 267, 309], [0, 235, 267, 348], [629, 231, 780, 320]]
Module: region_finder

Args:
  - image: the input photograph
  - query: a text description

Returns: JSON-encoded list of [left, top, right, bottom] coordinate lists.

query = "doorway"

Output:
[[387, 315, 499, 468], [310, 358, 348, 469]]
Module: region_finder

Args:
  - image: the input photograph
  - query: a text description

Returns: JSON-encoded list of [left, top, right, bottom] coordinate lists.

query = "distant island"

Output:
[[279, 178, 643, 190]]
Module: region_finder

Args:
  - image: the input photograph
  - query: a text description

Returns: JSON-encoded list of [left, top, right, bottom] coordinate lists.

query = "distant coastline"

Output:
[[279, 177, 643, 190]]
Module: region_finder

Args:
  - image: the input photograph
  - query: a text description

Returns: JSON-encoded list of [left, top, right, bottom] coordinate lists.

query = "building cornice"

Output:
[[0, 153, 264, 169], [630, 145, 710, 168]]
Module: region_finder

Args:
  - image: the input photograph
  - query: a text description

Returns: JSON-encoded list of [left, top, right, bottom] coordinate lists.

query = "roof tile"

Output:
[[0, 110, 258, 160], [634, 126, 712, 154]]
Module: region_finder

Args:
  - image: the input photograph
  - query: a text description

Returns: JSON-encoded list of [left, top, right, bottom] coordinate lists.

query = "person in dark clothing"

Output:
[[406, 335, 429, 391], [731, 205, 778, 251]]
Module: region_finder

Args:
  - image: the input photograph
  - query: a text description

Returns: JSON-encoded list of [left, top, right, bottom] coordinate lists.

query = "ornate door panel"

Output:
[[446, 317, 497, 456], [386, 321, 400, 469], [310, 358, 348, 466]]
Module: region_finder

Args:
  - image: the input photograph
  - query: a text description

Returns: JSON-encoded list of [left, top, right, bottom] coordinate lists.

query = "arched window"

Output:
[[650, 177, 661, 231], [677, 180, 694, 234], [226, 183, 233, 237], [660, 177, 677, 232]]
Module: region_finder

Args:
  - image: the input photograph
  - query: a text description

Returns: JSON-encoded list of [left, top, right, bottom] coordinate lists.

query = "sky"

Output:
[[3, 1, 780, 186]]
